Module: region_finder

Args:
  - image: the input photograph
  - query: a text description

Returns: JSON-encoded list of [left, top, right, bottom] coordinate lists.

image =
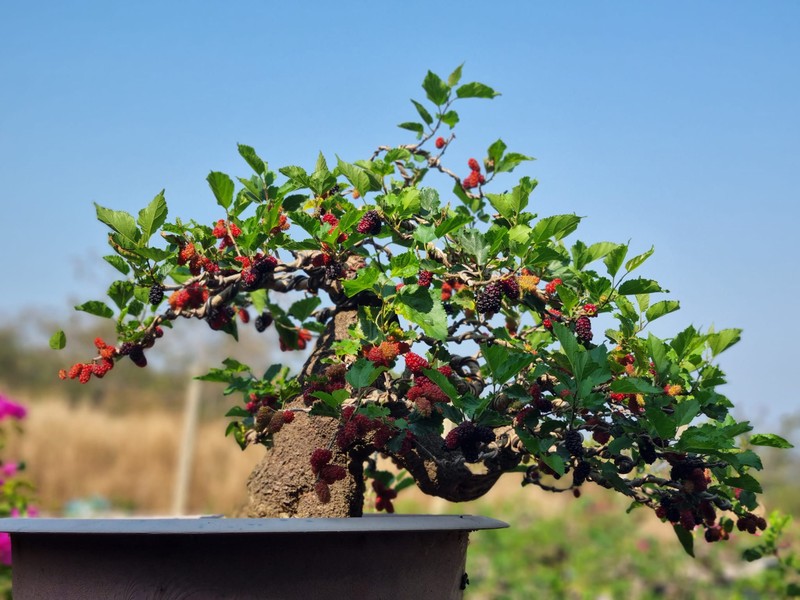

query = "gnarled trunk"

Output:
[[246, 309, 363, 518]]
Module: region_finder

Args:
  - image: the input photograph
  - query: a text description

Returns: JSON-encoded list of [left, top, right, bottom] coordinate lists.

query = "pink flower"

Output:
[[2, 463, 18, 478], [0, 395, 26, 420], [0, 533, 11, 565]]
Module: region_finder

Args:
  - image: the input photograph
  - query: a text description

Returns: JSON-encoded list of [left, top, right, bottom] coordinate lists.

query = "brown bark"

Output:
[[246, 309, 363, 518]]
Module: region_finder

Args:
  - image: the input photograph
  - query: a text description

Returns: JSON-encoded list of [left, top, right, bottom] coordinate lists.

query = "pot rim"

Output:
[[0, 514, 508, 535]]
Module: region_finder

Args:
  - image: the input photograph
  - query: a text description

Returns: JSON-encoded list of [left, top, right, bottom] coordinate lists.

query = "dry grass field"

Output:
[[6, 397, 263, 516]]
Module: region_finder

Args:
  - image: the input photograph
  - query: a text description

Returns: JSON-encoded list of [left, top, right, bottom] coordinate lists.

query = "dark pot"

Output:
[[1, 515, 506, 599]]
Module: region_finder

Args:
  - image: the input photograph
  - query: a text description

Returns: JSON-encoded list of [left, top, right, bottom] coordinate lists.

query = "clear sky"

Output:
[[1, 2, 798, 429]]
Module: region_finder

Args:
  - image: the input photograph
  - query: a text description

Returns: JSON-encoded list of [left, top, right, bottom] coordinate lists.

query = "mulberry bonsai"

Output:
[[54, 66, 791, 554]]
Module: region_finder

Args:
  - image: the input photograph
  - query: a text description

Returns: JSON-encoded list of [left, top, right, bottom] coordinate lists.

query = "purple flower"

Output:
[[0, 395, 26, 420]]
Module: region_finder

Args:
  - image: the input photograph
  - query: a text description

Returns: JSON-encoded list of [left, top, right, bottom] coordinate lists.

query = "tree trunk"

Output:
[[246, 309, 363, 518]]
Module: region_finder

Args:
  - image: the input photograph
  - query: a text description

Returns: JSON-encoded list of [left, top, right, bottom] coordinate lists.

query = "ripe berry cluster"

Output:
[[444, 421, 496, 463], [356, 210, 382, 235], [462, 158, 486, 190], [372, 479, 398, 513], [475, 281, 503, 315]]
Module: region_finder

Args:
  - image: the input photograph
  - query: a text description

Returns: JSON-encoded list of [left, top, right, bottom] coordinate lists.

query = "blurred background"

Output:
[[2, 1, 799, 597]]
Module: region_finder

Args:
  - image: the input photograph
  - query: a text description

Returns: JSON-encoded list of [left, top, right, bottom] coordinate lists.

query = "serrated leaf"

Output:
[[625, 246, 654, 273], [75, 300, 114, 318], [390, 252, 420, 278], [551, 321, 583, 379], [456, 82, 500, 99], [481, 344, 534, 384], [645, 300, 680, 322], [555, 284, 578, 314], [610, 378, 664, 394], [395, 287, 447, 341], [422, 70, 449, 105], [495, 152, 534, 174], [724, 473, 763, 493], [707, 328, 742, 357], [207, 171, 234, 210], [289, 297, 321, 321], [103, 255, 130, 275], [487, 139, 507, 165], [618, 278, 662, 295], [749, 433, 794, 449], [136, 191, 168, 244], [412, 224, 436, 245], [457, 228, 489, 266], [341, 266, 380, 297], [398, 121, 424, 134], [604, 244, 628, 277], [49, 330, 66, 350], [237, 143, 266, 175], [95, 204, 140, 248], [531, 214, 581, 242], [440, 110, 459, 127], [539, 453, 566, 476], [447, 64, 463, 87], [410, 99, 433, 125], [346, 359, 384, 389], [336, 158, 372, 199], [108, 280, 134, 310]]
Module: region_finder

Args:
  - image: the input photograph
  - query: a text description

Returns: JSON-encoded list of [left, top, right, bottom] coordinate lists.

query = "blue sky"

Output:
[[1, 2, 798, 429]]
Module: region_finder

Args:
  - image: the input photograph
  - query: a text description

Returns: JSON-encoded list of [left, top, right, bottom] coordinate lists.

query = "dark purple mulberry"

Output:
[[564, 430, 584, 457], [575, 315, 593, 343], [475, 281, 503, 315], [356, 210, 382, 235]]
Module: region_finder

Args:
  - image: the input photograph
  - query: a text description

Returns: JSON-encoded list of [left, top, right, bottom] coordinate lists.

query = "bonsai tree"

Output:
[[53, 66, 791, 554]]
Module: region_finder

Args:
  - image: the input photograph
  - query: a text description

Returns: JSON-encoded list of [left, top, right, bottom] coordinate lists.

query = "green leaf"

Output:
[[618, 278, 662, 295], [723, 474, 763, 493], [672, 524, 695, 557], [237, 143, 266, 176], [49, 330, 66, 350], [485, 192, 516, 220], [395, 287, 447, 341], [346, 359, 384, 389], [419, 187, 440, 212], [108, 280, 134, 310], [103, 255, 130, 275], [412, 224, 436, 245], [422, 70, 449, 105], [95, 204, 140, 248], [410, 99, 433, 126], [207, 171, 235, 210], [457, 228, 490, 266], [289, 297, 322, 321], [481, 344, 534, 384], [555, 284, 578, 314], [551, 322, 584, 380], [539, 453, 566, 477], [707, 328, 742, 357], [495, 152, 534, 174], [531, 214, 581, 242], [604, 244, 628, 277], [75, 300, 114, 318], [390, 252, 420, 278], [749, 433, 794, 449], [610, 378, 664, 394], [440, 110, 459, 127], [136, 191, 168, 244], [336, 158, 371, 199], [435, 213, 471, 238], [645, 406, 677, 439], [341, 266, 380, 297], [487, 139, 507, 165], [456, 82, 500, 99], [645, 300, 680, 322], [398, 121, 424, 135], [421, 369, 460, 403], [447, 64, 463, 87], [624, 246, 654, 273]]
